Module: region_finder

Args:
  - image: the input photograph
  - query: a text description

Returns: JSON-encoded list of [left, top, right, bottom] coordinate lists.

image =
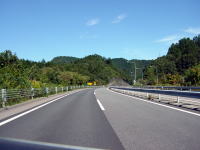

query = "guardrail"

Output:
[[134, 86, 200, 92], [0, 85, 88, 108], [110, 87, 200, 111], [110, 86, 200, 92]]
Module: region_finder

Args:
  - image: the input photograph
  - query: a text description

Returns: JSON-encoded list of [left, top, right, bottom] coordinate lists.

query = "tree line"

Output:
[[143, 35, 200, 86], [0, 51, 127, 89]]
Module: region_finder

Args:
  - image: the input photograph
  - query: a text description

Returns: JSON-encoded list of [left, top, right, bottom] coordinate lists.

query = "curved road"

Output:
[[0, 89, 124, 150], [0, 88, 200, 150]]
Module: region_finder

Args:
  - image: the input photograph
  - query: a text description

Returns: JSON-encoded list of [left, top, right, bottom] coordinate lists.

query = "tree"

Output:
[[0, 50, 18, 67], [185, 64, 200, 86], [144, 67, 156, 85], [167, 38, 199, 73]]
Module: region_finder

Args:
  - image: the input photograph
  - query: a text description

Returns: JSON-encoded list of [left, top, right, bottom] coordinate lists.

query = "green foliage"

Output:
[[165, 74, 183, 85], [144, 35, 200, 86], [0, 50, 18, 67], [167, 38, 199, 73], [0, 51, 31, 89], [51, 56, 79, 64], [185, 64, 200, 86], [111, 58, 152, 84], [0, 51, 127, 89], [143, 67, 157, 85]]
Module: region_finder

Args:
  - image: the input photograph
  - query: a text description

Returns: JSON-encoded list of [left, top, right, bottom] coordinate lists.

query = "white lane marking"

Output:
[[0, 90, 82, 127], [108, 88, 200, 117], [97, 99, 105, 111]]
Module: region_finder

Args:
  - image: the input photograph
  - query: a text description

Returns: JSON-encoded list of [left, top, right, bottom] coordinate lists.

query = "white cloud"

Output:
[[86, 18, 99, 26], [112, 14, 127, 24], [184, 27, 200, 35], [155, 35, 179, 43]]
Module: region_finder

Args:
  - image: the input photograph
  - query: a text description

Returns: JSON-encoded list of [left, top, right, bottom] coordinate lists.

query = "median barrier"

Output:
[[110, 87, 200, 111]]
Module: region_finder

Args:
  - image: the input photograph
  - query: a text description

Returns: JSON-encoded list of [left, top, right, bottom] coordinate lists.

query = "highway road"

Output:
[[0, 89, 124, 150], [0, 88, 200, 150], [112, 87, 200, 99]]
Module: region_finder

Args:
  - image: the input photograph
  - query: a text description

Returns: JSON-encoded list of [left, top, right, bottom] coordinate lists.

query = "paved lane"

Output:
[[95, 88, 200, 150], [0, 89, 124, 150]]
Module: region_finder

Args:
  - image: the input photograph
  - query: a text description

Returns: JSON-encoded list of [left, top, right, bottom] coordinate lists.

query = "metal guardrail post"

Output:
[[1, 89, 7, 108], [45, 87, 49, 97], [158, 94, 161, 100], [55, 87, 58, 94], [177, 96, 180, 103], [31, 88, 34, 99], [146, 92, 149, 98], [61, 87, 63, 92]]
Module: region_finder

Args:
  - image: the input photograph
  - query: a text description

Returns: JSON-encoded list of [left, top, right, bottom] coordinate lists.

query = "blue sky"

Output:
[[0, 0, 200, 61]]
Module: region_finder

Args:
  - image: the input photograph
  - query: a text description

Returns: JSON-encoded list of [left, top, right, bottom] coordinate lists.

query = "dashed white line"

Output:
[[108, 88, 200, 117], [97, 99, 105, 111]]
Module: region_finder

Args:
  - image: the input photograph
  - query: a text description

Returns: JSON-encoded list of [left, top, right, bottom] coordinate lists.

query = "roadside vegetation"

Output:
[[143, 35, 200, 86], [0, 51, 128, 89]]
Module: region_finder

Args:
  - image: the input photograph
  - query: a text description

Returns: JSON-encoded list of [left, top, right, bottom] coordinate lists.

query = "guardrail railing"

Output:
[[136, 86, 200, 92], [0, 85, 88, 108], [110, 86, 200, 92], [110, 87, 200, 111]]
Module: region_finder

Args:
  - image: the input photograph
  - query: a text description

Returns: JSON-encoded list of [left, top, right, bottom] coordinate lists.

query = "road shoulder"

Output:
[[0, 89, 85, 121]]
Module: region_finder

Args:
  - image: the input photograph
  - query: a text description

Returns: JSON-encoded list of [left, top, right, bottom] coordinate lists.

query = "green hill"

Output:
[[111, 58, 152, 81], [0, 51, 130, 88], [51, 56, 79, 64], [64, 54, 128, 85], [50, 56, 152, 84]]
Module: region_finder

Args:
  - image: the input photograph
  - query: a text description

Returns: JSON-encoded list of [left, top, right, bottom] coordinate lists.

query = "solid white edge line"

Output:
[[108, 88, 200, 117], [0, 90, 81, 127], [97, 99, 105, 111]]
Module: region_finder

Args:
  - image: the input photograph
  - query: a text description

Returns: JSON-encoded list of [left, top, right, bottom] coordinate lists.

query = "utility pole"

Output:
[[134, 62, 136, 84], [127, 61, 137, 85], [142, 69, 144, 80], [155, 66, 158, 84]]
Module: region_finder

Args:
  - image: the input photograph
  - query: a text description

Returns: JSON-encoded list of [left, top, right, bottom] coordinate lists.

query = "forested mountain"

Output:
[[111, 58, 152, 80], [1, 35, 199, 89], [50, 56, 152, 83], [51, 56, 79, 64], [0, 51, 128, 89], [144, 35, 200, 86]]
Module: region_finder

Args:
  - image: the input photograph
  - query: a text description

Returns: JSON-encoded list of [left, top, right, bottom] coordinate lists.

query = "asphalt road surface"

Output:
[[0, 89, 124, 150], [0, 88, 200, 150], [95, 88, 200, 150]]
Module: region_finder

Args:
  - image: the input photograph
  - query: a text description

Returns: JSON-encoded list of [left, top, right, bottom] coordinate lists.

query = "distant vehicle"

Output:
[[87, 82, 97, 86]]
